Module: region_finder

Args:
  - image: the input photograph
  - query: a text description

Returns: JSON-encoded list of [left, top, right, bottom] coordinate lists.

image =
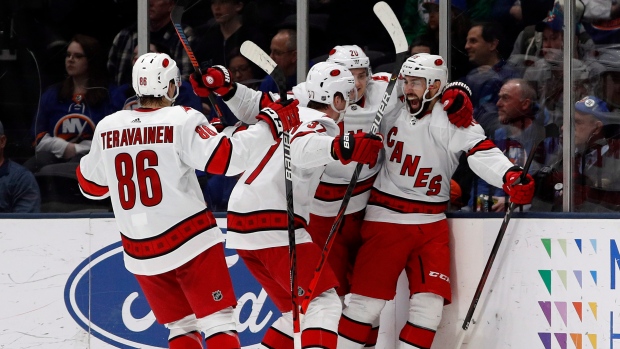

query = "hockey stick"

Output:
[[239, 40, 301, 348], [170, 0, 224, 118], [300, 0, 409, 313], [454, 132, 544, 349]]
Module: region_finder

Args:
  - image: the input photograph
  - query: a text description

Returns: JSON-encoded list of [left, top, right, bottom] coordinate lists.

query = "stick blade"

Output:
[[373, 1, 409, 54], [240, 41, 276, 75]]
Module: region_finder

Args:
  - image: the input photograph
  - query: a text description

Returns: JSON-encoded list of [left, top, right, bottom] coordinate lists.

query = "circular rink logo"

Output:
[[64, 241, 277, 348]]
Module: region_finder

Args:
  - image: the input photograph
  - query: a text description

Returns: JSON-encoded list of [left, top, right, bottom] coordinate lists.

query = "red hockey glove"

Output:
[[203, 65, 234, 96], [256, 99, 301, 140], [332, 132, 384, 167], [210, 117, 225, 133], [502, 169, 535, 205], [189, 72, 211, 98], [441, 82, 473, 128]]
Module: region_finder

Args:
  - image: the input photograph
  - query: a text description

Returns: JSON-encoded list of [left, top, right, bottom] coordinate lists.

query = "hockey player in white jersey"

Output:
[[192, 61, 383, 349], [76, 52, 301, 349], [337, 53, 536, 349], [191, 44, 474, 347]]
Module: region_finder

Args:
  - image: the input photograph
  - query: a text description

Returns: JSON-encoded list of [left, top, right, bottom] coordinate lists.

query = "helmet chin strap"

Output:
[[408, 90, 438, 118]]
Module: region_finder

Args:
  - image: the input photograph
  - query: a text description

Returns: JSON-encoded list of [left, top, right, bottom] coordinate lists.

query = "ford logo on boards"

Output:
[[64, 241, 277, 348]]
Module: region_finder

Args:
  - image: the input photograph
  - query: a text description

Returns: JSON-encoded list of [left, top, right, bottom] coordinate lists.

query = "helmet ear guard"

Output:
[[132, 52, 181, 102], [306, 62, 356, 119]]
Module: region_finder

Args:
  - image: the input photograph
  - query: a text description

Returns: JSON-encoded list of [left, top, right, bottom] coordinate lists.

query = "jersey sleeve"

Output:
[[180, 109, 277, 176], [224, 83, 279, 124], [76, 131, 110, 200], [459, 125, 514, 188], [290, 118, 338, 169]]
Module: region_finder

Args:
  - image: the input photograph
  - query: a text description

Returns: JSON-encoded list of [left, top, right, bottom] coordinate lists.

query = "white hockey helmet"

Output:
[[399, 53, 448, 116], [306, 62, 356, 117], [326, 45, 370, 69], [132, 52, 181, 102]]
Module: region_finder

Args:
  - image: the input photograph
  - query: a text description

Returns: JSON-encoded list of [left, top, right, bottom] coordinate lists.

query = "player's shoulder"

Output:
[[295, 107, 339, 135]]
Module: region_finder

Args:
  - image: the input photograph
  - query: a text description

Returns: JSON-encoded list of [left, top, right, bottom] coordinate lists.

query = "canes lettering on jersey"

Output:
[[386, 126, 442, 196]]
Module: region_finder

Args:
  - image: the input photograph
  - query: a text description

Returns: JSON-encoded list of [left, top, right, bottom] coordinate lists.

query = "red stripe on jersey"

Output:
[[227, 210, 306, 233], [245, 140, 280, 184], [120, 209, 218, 259], [232, 124, 249, 135], [260, 91, 276, 109], [169, 331, 203, 349], [290, 127, 327, 143], [205, 137, 233, 175], [338, 314, 372, 345], [314, 174, 377, 202], [368, 189, 448, 214], [76, 165, 109, 197], [302, 328, 338, 348], [399, 322, 436, 349], [467, 139, 497, 157]]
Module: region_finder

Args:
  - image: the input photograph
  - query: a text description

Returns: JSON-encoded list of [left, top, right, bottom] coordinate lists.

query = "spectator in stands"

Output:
[[510, 0, 596, 68], [0, 120, 41, 213], [107, 0, 194, 86], [111, 41, 202, 111], [409, 37, 434, 55], [193, 0, 267, 69], [259, 28, 297, 93], [467, 79, 545, 212], [462, 21, 520, 136], [412, 0, 472, 80], [541, 96, 620, 212], [580, 0, 620, 44], [24, 34, 116, 173], [597, 46, 620, 112]]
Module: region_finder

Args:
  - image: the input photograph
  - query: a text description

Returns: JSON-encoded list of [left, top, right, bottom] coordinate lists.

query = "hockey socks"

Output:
[[205, 331, 241, 349], [169, 331, 203, 349], [398, 322, 435, 349]]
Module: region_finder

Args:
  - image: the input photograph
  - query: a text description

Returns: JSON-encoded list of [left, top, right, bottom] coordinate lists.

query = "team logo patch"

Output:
[[213, 290, 223, 301], [206, 76, 214, 84], [297, 286, 305, 297], [585, 98, 596, 108]]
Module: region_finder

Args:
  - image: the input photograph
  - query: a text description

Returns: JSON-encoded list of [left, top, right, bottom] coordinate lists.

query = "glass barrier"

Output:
[[1, 0, 618, 213]]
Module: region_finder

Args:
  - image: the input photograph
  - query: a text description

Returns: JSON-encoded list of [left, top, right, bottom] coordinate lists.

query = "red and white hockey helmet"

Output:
[[306, 62, 356, 117], [132, 52, 181, 102], [326, 45, 370, 70], [399, 53, 448, 117]]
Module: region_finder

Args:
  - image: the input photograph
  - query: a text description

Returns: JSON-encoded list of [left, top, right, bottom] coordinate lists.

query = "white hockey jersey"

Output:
[[365, 102, 515, 225], [77, 105, 277, 275], [225, 75, 399, 217], [225, 107, 341, 250]]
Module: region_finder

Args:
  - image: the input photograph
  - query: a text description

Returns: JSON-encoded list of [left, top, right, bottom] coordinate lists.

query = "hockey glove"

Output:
[[203, 65, 234, 96], [189, 72, 211, 98], [502, 169, 535, 205], [332, 132, 384, 167], [256, 99, 301, 140], [441, 82, 473, 128]]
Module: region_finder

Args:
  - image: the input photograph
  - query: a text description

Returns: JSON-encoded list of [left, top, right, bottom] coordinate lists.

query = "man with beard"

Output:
[[337, 53, 536, 349]]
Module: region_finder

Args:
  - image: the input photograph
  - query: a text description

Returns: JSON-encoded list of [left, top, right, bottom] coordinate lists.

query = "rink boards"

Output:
[[1, 214, 620, 349]]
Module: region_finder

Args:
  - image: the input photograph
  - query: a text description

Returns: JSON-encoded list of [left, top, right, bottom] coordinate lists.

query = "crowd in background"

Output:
[[0, 0, 619, 213]]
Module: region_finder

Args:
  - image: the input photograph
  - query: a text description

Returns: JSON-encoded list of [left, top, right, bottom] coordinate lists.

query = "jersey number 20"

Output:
[[115, 150, 163, 210]]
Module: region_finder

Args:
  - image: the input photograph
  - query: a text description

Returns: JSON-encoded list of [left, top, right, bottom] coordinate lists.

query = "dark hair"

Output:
[[59, 34, 110, 107], [471, 21, 509, 59]]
